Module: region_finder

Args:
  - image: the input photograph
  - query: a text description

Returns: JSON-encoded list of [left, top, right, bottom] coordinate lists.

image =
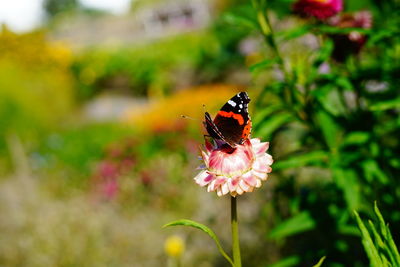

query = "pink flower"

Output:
[[194, 138, 273, 197], [293, 0, 343, 20]]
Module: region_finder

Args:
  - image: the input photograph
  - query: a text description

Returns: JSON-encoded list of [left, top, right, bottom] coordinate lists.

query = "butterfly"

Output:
[[204, 92, 252, 148]]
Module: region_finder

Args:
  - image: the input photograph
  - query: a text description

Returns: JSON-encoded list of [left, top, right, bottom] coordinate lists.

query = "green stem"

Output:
[[252, 0, 288, 79], [231, 196, 242, 267]]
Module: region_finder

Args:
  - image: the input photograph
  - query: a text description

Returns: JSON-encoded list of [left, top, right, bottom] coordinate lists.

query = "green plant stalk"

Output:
[[231, 196, 242, 267], [252, 0, 300, 112], [252, 0, 287, 76]]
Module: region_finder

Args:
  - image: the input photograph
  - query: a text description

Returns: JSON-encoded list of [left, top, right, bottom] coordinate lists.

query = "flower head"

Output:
[[164, 235, 185, 258], [293, 0, 343, 20], [328, 11, 373, 62], [195, 138, 273, 197]]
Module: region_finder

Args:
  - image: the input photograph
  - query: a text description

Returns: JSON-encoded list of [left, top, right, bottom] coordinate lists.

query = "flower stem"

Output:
[[231, 196, 242, 267]]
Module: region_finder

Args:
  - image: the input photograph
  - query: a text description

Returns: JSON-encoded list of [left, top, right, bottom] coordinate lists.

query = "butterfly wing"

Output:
[[204, 111, 226, 141], [212, 92, 252, 146]]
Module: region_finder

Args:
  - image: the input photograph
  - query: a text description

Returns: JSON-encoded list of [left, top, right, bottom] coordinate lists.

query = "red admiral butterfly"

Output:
[[204, 92, 252, 148]]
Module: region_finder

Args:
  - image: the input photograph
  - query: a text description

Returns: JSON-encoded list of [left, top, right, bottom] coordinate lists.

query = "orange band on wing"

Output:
[[217, 111, 245, 125]]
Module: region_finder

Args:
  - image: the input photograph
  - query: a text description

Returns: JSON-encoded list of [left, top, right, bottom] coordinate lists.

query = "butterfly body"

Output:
[[204, 92, 252, 148]]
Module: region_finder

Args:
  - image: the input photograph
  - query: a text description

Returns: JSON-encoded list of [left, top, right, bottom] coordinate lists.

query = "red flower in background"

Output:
[[293, 0, 343, 20], [328, 11, 373, 62]]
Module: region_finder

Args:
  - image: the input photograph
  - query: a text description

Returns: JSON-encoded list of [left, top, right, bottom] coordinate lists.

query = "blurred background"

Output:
[[0, 0, 399, 266]]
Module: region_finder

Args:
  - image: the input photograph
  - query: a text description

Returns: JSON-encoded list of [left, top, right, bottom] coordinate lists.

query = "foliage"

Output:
[[218, 0, 400, 265], [0, 28, 75, 171], [71, 31, 246, 100], [1, 0, 400, 265], [43, 0, 80, 18], [354, 202, 400, 267]]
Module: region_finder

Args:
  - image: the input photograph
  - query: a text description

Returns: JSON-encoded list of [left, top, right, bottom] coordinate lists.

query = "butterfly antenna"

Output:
[[180, 115, 197, 120]]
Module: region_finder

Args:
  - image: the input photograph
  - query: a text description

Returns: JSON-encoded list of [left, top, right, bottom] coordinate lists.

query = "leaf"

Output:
[[267, 256, 300, 267], [333, 168, 360, 211], [354, 211, 383, 267], [222, 5, 258, 29], [253, 104, 284, 126], [249, 58, 279, 72], [163, 219, 234, 266], [255, 113, 294, 139], [374, 202, 400, 265], [279, 24, 312, 41], [273, 150, 329, 171], [316, 110, 341, 151], [362, 160, 389, 184], [313, 256, 326, 267], [269, 211, 316, 239], [338, 224, 361, 236], [369, 98, 400, 111], [317, 25, 371, 35], [342, 132, 370, 146], [335, 77, 354, 91], [314, 39, 334, 64], [312, 84, 347, 116]]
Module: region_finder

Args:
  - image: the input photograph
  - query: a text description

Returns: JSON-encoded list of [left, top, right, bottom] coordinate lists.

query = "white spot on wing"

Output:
[[228, 100, 236, 107], [239, 104, 243, 108]]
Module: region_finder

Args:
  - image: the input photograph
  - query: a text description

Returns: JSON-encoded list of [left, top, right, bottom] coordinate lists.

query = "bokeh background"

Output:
[[0, 0, 399, 266]]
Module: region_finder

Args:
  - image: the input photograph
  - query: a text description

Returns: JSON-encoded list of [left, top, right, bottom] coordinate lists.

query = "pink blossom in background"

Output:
[[328, 11, 373, 62], [195, 138, 273, 197], [293, 0, 343, 20], [102, 178, 119, 200]]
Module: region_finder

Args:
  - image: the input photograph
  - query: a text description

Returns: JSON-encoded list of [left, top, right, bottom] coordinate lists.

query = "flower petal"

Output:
[[243, 173, 258, 187], [195, 136, 273, 196], [252, 142, 270, 156], [253, 170, 268, 181], [194, 171, 214, 186], [221, 183, 229, 195], [239, 179, 250, 192]]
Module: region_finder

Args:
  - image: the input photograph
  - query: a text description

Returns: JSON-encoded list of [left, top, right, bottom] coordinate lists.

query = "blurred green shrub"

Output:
[[0, 27, 75, 168], [71, 25, 248, 100], [71, 33, 218, 99]]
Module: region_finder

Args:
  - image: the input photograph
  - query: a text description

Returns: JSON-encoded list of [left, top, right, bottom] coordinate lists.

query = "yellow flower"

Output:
[[164, 235, 185, 258]]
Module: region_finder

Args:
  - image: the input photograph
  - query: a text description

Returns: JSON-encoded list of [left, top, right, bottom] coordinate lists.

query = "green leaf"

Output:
[[368, 220, 385, 249], [269, 211, 316, 239], [312, 85, 347, 116], [249, 58, 279, 72], [163, 219, 234, 266], [354, 211, 383, 267], [362, 160, 389, 184], [273, 150, 329, 171], [369, 98, 400, 111], [313, 256, 326, 267], [374, 202, 400, 265], [338, 224, 361, 236], [253, 104, 284, 127], [222, 5, 258, 29], [267, 256, 300, 267], [279, 24, 312, 41], [333, 168, 360, 210], [335, 77, 354, 91], [342, 132, 370, 146], [316, 110, 342, 150], [314, 39, 334, 64], [255, 113, 294, 139], [317, 25, 371, 35]]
